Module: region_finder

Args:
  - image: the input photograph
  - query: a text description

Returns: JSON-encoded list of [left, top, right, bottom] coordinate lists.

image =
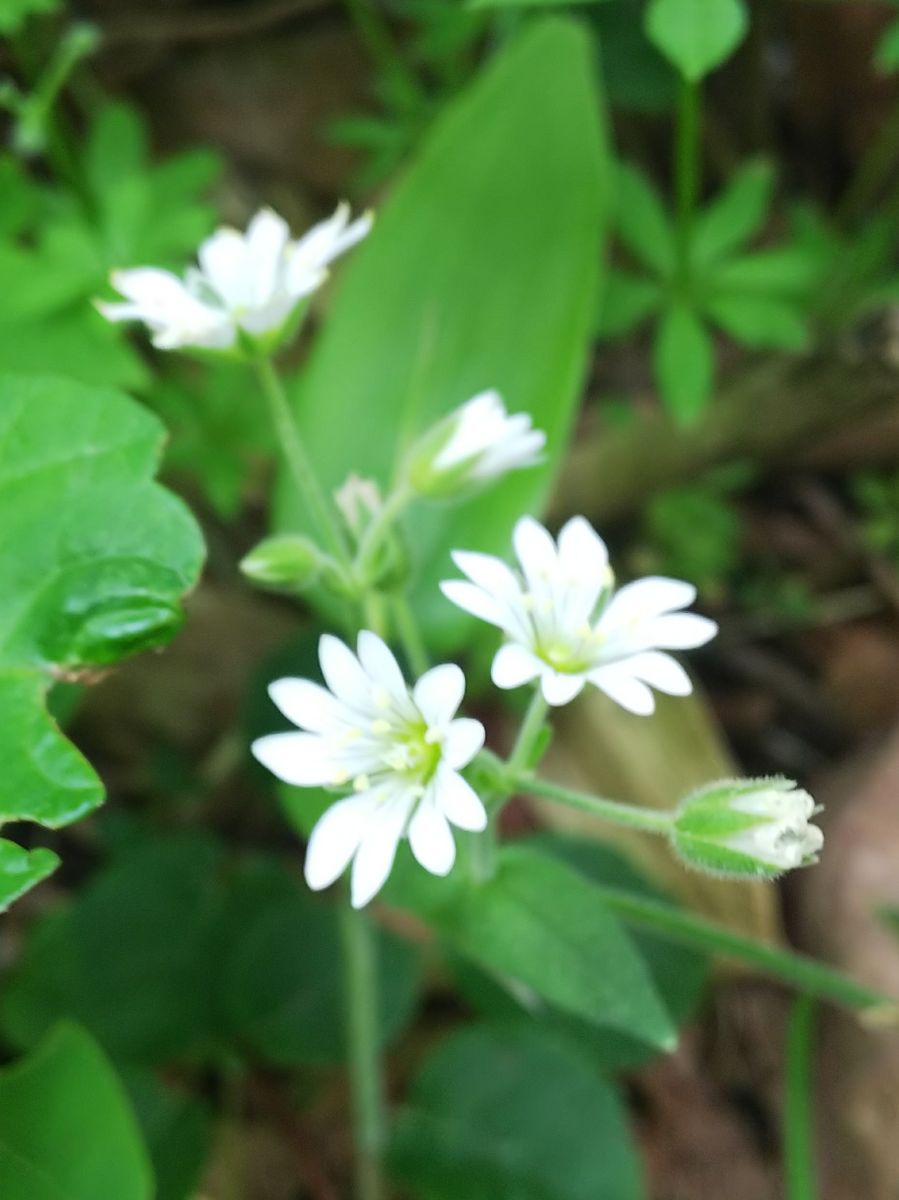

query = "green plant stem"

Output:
[[597, 884, 894, 1014], [338, 901, 386, 1200], [784, 995, 818, 1200], [675, 74, 701, 274], [390, 591, 430, 676], [507, 690, 548, 774], [354, 485, 411, 581], [514, 772, 674, 835], [253, 357, 350, 565]]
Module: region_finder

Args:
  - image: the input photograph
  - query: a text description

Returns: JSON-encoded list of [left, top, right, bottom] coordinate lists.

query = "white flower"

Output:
[[723, 784, 824, 871], [251, 631, 486, 908], [441, 515, 717, 712], [405, 390, 545, 498], [97, 203, 372, 352], [672, 778, 824, 877]]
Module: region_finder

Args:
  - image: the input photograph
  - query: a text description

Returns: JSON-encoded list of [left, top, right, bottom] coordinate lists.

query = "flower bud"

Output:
[[403, 390, 545, 500], [335, 475, 409, 592], [240, 534, 323, 590], [670, 777, 823, 879]]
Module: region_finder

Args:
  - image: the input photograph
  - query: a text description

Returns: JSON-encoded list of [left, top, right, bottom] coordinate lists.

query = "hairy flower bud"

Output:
[[670, 777, 823, 878]]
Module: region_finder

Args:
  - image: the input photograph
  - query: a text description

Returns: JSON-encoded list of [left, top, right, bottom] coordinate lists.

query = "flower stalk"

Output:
[[512, 771, 675, 835], [253, 356, 351, 567], [338, 901, 386, 1200]]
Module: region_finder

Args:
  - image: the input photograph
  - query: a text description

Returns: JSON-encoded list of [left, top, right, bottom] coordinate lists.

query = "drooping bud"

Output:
[[670, 777, 823, 879], [403, 390, 545, 500]]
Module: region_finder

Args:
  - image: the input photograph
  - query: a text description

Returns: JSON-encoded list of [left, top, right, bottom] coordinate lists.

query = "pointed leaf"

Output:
[[280, 19, 608, 651], [703, 292, 809, 350], [597, 269, 662, 338], [652, 303, 715, 424], [387, 844, 675, 1049], [691, 160, 775, 267], [614, 161, 676, 276]]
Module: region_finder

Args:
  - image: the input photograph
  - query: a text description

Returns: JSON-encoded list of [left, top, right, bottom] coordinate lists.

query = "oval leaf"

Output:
[[645, 0, 748, 82]]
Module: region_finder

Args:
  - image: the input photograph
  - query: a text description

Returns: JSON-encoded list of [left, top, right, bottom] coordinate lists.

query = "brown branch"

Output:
[[552, 353, 899, 525], [97, 0, 335, 46]]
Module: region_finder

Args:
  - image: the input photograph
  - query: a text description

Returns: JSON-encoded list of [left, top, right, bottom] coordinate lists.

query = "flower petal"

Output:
[[319, 634, 370, 710], [491, 643, 542, 690], [513, 516, 558, 591], [350, 793, 414, 908], [304, 793, 377, 891], [434, 764, 487, 831], [540, 669, 587, 707], [197, 227, 249, 308], [601, 576, 697, 631], [625, 650, 692, 696], [413, 663, 465, 725], [245, 208, 290, 306], [356, 630, 409, 706], [408, 796, 456, 876], [440, 580, 509, 630], [267, 677, 344, 732], [441, 718, 485, 770], [251, 732, 335, 786], [587, 665, 656, 715], [642, 613, 718, 650], [557, 516, 609, 597]]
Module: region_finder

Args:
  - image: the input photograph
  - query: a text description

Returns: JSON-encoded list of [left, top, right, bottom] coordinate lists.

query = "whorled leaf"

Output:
[[0, 374, 205, 908]]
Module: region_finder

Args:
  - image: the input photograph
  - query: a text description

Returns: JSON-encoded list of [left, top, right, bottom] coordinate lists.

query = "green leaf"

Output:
[[702, 291, 809, 350], [0, 0, 59, 34], [390, 1024, 645, 1200], [386, 843, 675, 1049], [710, 246, 825, 297], [0, 374, 205, 907], [452, 836, 707, 1071], [645, 0, 748, 81], [597, 269, 662, 338], [0, 1023, 153, 1200], [123, 1071, 212, 1200], [614, 161, 676, 276], [280, 18, 608, 652], [0, 841, 58, 914], [875, 20, 899, 74], [652, 303, 714, 424], [0, 836, 227, 1063], [221, 889, 422, 1066], [691, 160, 775, 267]]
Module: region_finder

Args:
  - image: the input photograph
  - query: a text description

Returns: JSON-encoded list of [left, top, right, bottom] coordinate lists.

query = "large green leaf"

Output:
[[391, 1024, 645, 1200], [281, 18, 608, 650], [0, 375, 205, 907], [0, 1023, 153, 1200], [385, 843, 675, 1049]]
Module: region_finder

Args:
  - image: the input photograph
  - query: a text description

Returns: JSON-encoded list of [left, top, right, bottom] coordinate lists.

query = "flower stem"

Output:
[[354, 485, 411, 582], [675, 73, 701, 275], [338, 900, 386, 1200], [512, 772, 674, 835], [390, 591, 430, 677], [253, 356, 350, 565], [597, 884, 892, 1013], [507, 689, 548, 774], [784, 995, 818, 1200]]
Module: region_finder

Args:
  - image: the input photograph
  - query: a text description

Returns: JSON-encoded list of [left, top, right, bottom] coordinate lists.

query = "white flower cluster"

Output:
[[98, 204, 371, 351]]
